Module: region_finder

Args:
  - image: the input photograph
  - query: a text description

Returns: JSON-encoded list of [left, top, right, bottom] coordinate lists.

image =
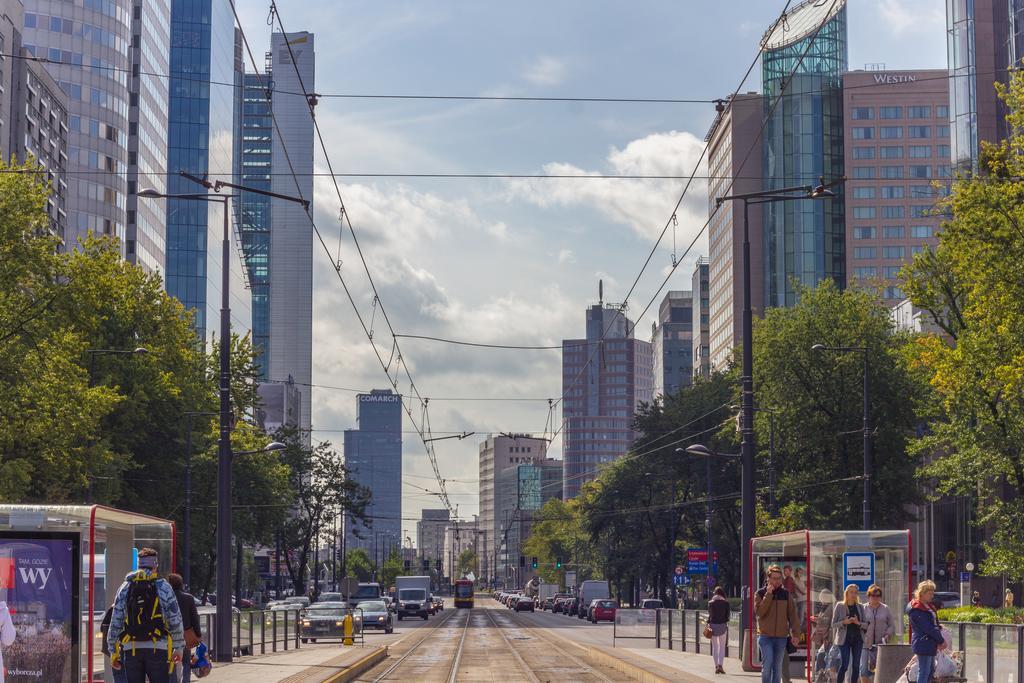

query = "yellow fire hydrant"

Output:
[[343, 613, 354, 646]]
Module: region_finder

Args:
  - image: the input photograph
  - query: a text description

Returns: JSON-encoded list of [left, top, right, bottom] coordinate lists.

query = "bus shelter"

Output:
[[0, 504, 175, 683], [749, 530, 911, 681]]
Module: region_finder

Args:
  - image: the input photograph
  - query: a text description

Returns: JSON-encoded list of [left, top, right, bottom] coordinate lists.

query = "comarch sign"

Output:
[[873, 73, 917, 84], [360, 394, 401, 403]]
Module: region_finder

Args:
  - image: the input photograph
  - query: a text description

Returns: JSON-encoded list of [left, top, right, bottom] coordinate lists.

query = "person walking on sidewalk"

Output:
[[167, 573, 201, 683], [708, 586, 731, 675], [755, 564, 801, 683], [831, 584, 867, 683], [907, 580, 945, 683], [859, 584, 894, 683], [107, 548, 185, 683]]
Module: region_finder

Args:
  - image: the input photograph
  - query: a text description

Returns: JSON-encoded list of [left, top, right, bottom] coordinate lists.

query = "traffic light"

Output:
[[556, 557, 562, 569], [519, 555, 525, 568], [436, 559, 442, 572], [404, 559, 410, 571], [531, 557, 538, 569]]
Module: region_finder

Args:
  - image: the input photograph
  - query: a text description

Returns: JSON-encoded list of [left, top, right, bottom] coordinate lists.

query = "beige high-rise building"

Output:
[[706, 93, 764, 373], [478, 434, 547, 585]]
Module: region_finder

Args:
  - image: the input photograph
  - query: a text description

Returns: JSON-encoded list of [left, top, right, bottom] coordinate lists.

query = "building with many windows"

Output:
[[416, 509, 449, 569], [478, 434, 547, 585], [343, 390, 403, 558], [706, 93, 764, 372], [443, 516, 479, 583], [20, 0, 136, 255], [494, 458, 562, 585], [235, 32, 315, 434], [946, 0, 1023, 169], [561, 297, 653, 499], [761, 0, 848, 308], [844, 69, 950, 301], [163, 0, 250, 339], [691, 259, 711, 379], [651, 290, 693, 398]]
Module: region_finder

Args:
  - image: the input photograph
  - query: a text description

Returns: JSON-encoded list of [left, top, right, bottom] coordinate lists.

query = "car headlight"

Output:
[[378, 616, 385, 622], [336, 620, 344, 626], [302, 620, 310, 626]]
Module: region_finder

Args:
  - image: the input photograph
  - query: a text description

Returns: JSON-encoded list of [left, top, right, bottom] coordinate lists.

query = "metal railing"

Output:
[[201, 608, 303, 659], [613, 609, 735, 658], [941, 620, 1024, 683]]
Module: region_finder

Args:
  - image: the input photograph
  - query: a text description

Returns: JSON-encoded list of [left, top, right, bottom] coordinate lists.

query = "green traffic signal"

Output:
[[556, 557, 562, 569]]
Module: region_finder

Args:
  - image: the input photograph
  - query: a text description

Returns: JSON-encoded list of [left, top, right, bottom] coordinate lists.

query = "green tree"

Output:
[[378, 549, 404, 590], [752, 279, 924, 530], [456, 549, 477, 577], [900, 69, 1024, 580], [344, 548, 374, 582]]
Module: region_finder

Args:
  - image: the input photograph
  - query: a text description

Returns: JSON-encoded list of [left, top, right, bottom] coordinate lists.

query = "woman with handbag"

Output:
[[860, 584, 894, 683], [707, 586, 731, 675], [831, 585, 868, 683], [167, 574, 202, 683]]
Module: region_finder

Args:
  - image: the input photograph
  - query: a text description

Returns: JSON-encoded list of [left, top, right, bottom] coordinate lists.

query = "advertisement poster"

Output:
[[756, 556, 810, 650], [0, 532, 79, 683]]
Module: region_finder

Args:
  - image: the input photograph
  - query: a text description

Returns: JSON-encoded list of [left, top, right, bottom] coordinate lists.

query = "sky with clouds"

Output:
[[234, 0, 947, 534]]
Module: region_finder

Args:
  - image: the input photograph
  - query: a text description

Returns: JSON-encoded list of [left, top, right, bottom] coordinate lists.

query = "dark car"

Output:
[[567, 597, 580, 616], [515, 596, 535, 612], [355, 600, 393, 634], [300, 602, 353, 643], [932, 591, 962, 609], [433, 597, 444, 611]]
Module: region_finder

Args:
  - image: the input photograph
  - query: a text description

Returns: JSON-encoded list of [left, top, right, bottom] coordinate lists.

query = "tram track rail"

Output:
[[369, 607, 465, 682], [497, 603, 618, 682]]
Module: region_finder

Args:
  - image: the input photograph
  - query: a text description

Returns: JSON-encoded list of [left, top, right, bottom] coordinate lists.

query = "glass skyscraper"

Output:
[[650, 290, 694, 398], [165, 0, 250, 339], [761, 0, 848, 308], [946, 0, 1021, 169], [344, 390, 403, 556]]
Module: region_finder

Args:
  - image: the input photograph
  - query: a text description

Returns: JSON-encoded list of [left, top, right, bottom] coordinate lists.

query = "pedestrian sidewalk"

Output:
[[588, 645, 763, 683], [210, 644, 387, 683]]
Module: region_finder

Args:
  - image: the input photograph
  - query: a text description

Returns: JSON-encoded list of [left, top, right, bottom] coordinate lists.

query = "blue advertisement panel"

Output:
[[0, 532, 79, 683]]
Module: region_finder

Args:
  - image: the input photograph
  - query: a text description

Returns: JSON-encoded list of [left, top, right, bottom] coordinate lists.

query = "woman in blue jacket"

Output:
[[906, 580, 945, 683]]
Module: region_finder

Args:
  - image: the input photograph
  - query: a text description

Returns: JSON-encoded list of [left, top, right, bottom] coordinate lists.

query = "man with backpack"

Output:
[[106, 547, 184, 683]]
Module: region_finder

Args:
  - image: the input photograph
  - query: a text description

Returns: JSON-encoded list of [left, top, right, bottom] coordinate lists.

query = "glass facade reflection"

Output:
[[165, 0, 249, 340], [761, 0, 848, 308]]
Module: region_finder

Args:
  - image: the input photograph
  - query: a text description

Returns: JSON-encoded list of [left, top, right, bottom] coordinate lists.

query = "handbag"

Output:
[[703, 622, 714, 639], [184, 627, 201, 649]]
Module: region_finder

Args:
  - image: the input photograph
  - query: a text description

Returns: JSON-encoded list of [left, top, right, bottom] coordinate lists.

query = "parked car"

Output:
[[284, 596, 311, 609], [433, 597, 444, 611], [932, 591, 962, 609], [589, 599, 618, 623], [316, 592, 342, 603], [299, 602, 353, 643], [355, 600, 394, 634], [551, 597, 566, 613], [639, 599, 663, 609], [567, 597, 580, 616], [515, 596, 535, 612]]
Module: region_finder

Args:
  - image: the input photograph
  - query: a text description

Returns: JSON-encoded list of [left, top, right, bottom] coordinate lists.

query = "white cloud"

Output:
[[523, 56, 569, 87], [875, 0, 944, 36], [506, 130, 709, 243], [556, 248, 575, 264]]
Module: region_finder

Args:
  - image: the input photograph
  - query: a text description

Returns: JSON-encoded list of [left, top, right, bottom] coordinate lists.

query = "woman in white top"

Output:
[[0, 601, 17, 683], [859, 584, 895, 683]]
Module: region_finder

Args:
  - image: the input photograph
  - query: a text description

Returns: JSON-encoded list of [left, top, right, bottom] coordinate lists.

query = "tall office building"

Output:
[[946, 0, 1022, 169], [344, 390, 403, 556], [844, 69, 951, 301], [691, 259, 711, 380], [651, 290, 694, 398], [416, 509, 449, 567], [125, 0, 170, 272], [494, 458, 562, 583], [761, 0, 848, 308], [236, 32, 314, 435], [0, 0, 69, 241], [478, 434, 547, 584], [706, 93, 764, 372], [443, 516, 479, 582], [561, 297, 654, 499], [164, 0, 250, 339], [19, 0, 140, 255]]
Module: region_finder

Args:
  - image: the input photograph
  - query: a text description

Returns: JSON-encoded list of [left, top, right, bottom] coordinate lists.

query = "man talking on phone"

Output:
[[754, 564, 801, 683]]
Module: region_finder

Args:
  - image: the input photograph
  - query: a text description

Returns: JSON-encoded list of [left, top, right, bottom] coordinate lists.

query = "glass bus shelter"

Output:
[[0, 505, 175, 683], [749, 530, 911, 682]]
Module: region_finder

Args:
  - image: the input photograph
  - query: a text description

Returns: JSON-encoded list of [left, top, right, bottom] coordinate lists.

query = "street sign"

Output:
[[565, 570, 577, 588], [843, 552, 875, 592], [686, 549, 719, 575], [674, 565, 685, 576], [960, 572, 970, 582]]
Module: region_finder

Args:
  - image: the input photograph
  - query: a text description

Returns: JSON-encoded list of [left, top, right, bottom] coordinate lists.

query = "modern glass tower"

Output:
[[761, 0, 848, 308], [164, 0, 250, 340], [946, 0, 1020, 169], [344, 390, 403, 556]]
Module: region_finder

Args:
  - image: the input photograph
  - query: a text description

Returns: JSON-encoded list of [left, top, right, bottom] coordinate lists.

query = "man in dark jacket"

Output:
[[167, 573, 201, 683]]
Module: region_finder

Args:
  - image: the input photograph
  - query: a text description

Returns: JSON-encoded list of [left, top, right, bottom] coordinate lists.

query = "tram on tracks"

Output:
[[454, 578, 474, 608]]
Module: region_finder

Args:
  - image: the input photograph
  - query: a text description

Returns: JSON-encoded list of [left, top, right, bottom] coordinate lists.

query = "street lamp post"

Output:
[[140, 174, 307, 663], [715, 177, 840, 642], [811, 343, 871, 529], [183, 410, 217, 589], [232, 443, 286, 611], [679, 445, 741, 599]]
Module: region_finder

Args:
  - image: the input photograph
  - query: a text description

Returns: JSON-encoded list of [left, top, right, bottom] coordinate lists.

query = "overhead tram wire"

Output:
[[541, 0, 797, 455], [229, 2, 457, 514], [0, 51, 982, 104]]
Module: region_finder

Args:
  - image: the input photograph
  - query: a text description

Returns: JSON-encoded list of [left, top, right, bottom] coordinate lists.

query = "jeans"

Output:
[[837, 638, 862, 683], [178, 657, 192, 683], [711, 631, 727, 667], [122, 648, 174, 683], [916, 654, 935, 683], [759, 635, 789, 683]]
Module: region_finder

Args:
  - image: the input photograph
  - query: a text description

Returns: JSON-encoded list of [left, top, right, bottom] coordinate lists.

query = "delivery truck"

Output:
[[395, 575, 432, 620]]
